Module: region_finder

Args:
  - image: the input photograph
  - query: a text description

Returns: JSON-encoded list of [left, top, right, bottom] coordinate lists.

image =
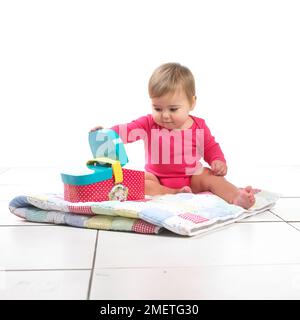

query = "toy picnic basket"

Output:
[[61, 129, 145, 202]]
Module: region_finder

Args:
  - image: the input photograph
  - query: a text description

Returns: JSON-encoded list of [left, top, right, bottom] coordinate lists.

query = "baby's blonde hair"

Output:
[[148, 63, 196, 104]]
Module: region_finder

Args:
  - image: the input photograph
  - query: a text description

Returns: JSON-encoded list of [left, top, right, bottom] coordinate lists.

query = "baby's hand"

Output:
[[90, 126, 103, 132], [211, 160, 227, 176]]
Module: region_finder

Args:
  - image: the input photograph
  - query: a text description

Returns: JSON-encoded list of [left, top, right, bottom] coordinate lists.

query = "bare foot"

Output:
[[232, 186, 255, 209], [177, 186, 192, 194]]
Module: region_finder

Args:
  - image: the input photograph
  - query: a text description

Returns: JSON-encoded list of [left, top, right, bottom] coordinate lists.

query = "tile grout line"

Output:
[[0, 225, 59, 227], [279, 196, 300, 198], [237, 210, 294, 223], [269, 209, 287, 222], [236, 221, 285, 223], [86, 230, 99, 300], [2, 268, 92, 272], [86, 262, 300, 270], [269, 209, 300, 229], [285, 222, 300, 232], [269, 209, 300, 224]]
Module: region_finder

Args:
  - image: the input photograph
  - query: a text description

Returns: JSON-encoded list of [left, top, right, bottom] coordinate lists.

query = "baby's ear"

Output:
[[190, 95, 197, 110]]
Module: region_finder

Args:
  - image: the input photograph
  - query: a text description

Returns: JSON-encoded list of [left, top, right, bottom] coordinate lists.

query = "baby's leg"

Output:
[[145, 172, 191, 196], [191, 168, 255, 209]]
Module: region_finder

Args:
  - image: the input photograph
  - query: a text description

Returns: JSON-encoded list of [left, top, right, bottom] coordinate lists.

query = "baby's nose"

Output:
[[162, 111, 170, 119]]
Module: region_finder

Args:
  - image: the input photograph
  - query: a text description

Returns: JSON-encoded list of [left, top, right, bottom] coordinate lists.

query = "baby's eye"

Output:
[[170, 108, 178, 112], [154, 108, 162, 112]]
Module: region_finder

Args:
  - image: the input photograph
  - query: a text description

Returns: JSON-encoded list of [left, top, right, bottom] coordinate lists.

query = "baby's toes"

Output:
[[245, 186, 253, 193]]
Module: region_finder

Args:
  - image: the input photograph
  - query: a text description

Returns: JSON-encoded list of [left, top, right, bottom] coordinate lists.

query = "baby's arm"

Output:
[[111, 116, 150, 144], [90, 115, 150, 144], [201, 120, 227, 176]]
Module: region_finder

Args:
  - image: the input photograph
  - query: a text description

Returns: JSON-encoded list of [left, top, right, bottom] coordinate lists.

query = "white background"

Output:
[[1, 0, 300, 170]]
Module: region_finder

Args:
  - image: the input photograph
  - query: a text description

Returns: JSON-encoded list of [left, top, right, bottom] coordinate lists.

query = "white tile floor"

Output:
[[1, 166, 300, 300]]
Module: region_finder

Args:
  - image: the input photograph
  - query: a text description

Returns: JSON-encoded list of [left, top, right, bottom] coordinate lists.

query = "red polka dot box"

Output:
[[61, 129, 145, 203]]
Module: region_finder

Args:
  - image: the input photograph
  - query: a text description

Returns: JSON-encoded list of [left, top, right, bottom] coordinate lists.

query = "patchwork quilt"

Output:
[[9, 190, 279, 236]]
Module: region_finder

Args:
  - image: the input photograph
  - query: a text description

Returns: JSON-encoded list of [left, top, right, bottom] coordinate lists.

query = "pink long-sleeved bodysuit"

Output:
[[111, 114, 225, 189]]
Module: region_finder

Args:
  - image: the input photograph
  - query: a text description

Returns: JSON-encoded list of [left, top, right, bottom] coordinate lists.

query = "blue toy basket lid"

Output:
[[61, 166, 113, 186], [88, 129, 128, 166]]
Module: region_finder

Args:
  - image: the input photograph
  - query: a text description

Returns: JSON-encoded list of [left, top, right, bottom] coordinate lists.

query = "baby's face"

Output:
[[151, 90, 195, 130]]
